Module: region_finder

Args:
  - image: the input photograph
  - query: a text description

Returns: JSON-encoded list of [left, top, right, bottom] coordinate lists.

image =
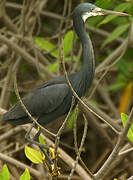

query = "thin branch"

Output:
[[0, 34, 55, 78], [119, 146, 133, 156], [82, 106, 114, 147], [86, 25, 124, 44], [0, 126, 23, 142], [127, 176, 133, 180], [68, 113, 89, 180], [0, 53, 15, 108], [91, 80, 119, 118], [95, 38, 128, 75], [94, 108, 133, 179], [2, 13, 18, 33], [6, 2, 63, 20]]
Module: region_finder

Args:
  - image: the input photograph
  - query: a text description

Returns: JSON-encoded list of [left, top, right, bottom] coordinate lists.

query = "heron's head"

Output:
[[72, 3, 130, 22]]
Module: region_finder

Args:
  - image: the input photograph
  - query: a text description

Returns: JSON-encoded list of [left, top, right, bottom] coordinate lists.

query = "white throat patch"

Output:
[[82, 9, 104, 22]]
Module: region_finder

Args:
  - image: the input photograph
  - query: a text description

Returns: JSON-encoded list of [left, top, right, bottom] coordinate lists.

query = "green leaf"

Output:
[[25, 145, 44, 164], [39, 134, 45, 146], [121, 113, 133, 143], [11, 92, 17, 105], [20, 62, 27, 73], [95, 0, 112, 9], [47, 62, 58, 73], [64, 30, 74, 56], [0, 164, 10, 180], [46, 56, 77, 73], [98, 3, 131, 26], [34, 37, 58, 58], [102, 23, 129, 47], [40, 72, 45, 78], [87, 16, 103, 26], [106, 82, 126, 91], [20, 168, 30, 180], [67, 108, 77, 130], [117, 59, 130, 77]]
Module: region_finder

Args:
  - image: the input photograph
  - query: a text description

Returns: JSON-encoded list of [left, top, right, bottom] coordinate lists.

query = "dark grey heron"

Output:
[[2, 2, 129, 170]]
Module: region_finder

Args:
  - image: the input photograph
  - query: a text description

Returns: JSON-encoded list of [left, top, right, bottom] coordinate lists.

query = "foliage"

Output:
[[34, 38, 58, 58], [66, 108, 77, 130], [34, 30, 77, 74], [118, 82, 133, 113], [107, 58, 133, 113], [39, 134, 45, 146], [121, 113, 133, 142], [20, 168, 30, 180], [95, 0, 112, 9], [25, 145, 45, 164], [98, 3, 132, 26], [107, 59, 133, 92], [101, 23, 130, 47], [0, 165, 31, 180], [0, 164, 10, 180]]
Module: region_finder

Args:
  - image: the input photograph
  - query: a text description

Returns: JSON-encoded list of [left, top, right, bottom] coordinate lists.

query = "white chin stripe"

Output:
[[82, 12, 104, 22]]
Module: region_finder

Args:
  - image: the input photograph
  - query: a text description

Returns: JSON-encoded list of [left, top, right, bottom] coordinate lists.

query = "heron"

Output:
[[2, 2, 129, 170]]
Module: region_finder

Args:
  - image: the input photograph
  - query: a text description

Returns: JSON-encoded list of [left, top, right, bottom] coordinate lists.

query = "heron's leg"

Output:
[[25, 122, 49, 151], [25, 122, 35, 140], [33, 127, 42, 142]]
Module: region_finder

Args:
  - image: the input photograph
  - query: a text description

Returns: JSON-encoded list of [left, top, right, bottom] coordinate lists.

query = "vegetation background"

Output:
[[0, 0, 133, 179]]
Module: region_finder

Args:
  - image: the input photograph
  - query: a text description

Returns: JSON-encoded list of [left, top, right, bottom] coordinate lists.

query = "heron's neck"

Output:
[[73, 16, 95, 76]]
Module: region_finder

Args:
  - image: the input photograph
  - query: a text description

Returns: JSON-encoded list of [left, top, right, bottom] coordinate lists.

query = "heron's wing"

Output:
[[3, 83, 69, 120], [24, 83, 69, 115]]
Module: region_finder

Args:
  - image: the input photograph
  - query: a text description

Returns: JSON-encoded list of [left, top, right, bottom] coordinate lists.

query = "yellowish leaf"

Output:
[[25, 145, 44, 164], [19, 168, 30, 180], [119, 82, 133, 114]]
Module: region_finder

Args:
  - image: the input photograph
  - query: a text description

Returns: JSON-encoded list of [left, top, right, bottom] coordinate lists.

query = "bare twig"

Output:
[[127, 175, 133, 180], [0, 126, 23, 142], [0, 53, 15, 108], [68, 113, 89, 180], [92, 80, 119, 118], [94, 108, 133, 179], [0, 34, 55, 78], [119, 146, 133, 156], [6, 2, 62, 20], [95, 38, 128, 75], [82, 106, 114, 147]]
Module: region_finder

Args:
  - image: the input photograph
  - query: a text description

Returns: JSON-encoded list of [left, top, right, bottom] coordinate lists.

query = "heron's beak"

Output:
[[99, 8, 131, 17]]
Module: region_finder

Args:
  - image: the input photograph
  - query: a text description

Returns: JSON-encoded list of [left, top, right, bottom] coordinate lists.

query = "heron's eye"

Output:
[[90, 8, 94, 11]]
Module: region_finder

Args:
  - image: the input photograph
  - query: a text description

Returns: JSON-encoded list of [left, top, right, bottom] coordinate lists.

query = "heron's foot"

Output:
[[39, 146, 61, 176], [48, 164, 61, 177], [48, 147, 61, 160]]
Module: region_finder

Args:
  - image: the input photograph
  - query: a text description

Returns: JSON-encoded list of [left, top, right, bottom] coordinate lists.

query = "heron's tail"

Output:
[[3, 113, 30, 126]]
